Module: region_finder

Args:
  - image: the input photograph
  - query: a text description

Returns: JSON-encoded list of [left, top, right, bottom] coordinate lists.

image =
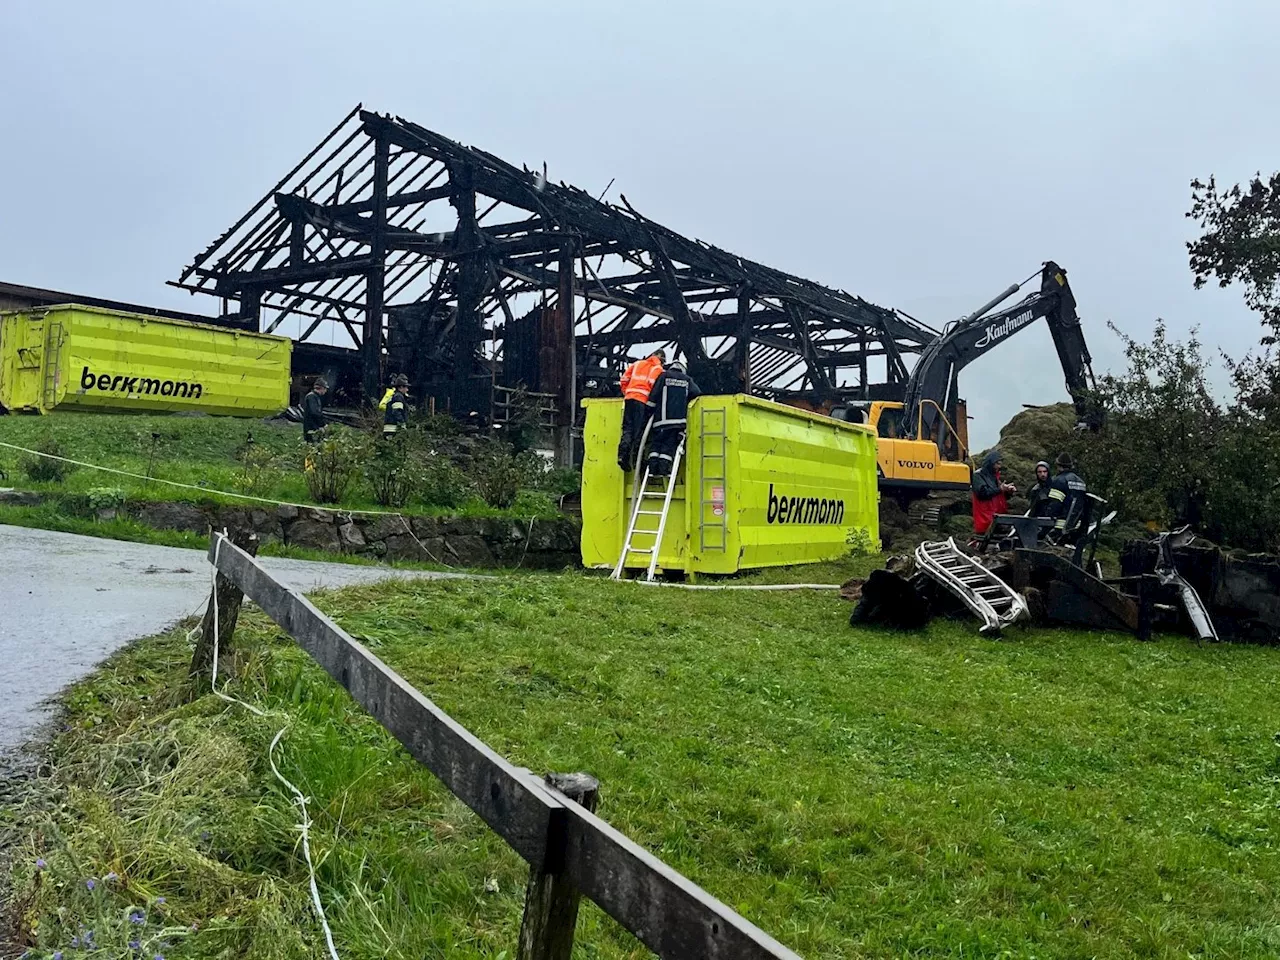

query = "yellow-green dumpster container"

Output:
[[581, 394, 879, 576], [0, 304, 291, 417]]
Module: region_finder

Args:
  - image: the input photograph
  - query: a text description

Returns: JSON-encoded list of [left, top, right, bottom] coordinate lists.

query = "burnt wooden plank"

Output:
[[557, 799, 803, 960], [208, 535, 563, 867]]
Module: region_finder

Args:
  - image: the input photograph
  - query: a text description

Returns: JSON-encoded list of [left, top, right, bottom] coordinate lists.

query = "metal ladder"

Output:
[[41, 321, 64, 410], [698, 404, 728, 553], [915, 538, 1028, 634], [612, 438, 685, 582]]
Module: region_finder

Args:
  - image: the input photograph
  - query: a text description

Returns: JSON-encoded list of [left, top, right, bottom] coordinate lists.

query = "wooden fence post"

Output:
[[517, 772, 600, 960], [189, 529, 259, 689]]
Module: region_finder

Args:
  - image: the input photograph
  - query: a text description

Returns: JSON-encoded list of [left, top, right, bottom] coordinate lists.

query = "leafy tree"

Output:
[[1187, 172, 1280, 341]]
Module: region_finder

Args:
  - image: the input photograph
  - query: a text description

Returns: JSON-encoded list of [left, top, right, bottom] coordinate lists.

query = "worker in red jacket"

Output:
[[617, 349, 665, 470], [971, 448, 1016, 534]]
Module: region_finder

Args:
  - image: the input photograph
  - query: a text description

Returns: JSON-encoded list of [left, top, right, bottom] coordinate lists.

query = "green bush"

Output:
[[365, 441, 423, 508], [86, 487, 127, 512], [301, 429, 369, 504], [514, 449, 551, 489], [232, 436, 282, 497], [541, 467, 581, 497], [21, 435, 77, 483], [510, 489, 559, 518], [472, 441, 521, 509], [419, 459, 473, 509], [846, 526, 880, 557]]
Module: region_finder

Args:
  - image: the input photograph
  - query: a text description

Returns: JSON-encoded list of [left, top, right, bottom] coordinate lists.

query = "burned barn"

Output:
[[174, 106, 936, 464]]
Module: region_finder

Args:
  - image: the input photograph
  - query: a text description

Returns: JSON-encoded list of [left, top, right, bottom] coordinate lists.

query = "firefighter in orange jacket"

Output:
[[617, 349, 665, 470]]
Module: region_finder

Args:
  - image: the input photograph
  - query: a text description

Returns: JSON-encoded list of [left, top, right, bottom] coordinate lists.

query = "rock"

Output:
[[96, 508, 118, 522], [445, 535, 494, 567], [277, 503, 299, 521], [305, 508, 336, 524], [383, 533, 443, 562], [288, 518, 341, 550], [0, 490, 44, 506], [441, 517, 484, 538], [338, 521, 366, 551], [249, 508, 283, 541], [411, 516, 441, 539], [363, 515, 408, 543], [136, 501, 210, 534]]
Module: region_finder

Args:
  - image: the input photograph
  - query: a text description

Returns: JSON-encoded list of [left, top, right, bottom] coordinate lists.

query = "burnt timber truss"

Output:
[[174, 106, 937, 461]]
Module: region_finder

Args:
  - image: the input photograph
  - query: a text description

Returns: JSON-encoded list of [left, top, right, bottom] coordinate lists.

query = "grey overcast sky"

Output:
[[4, 0, 1276, 446]]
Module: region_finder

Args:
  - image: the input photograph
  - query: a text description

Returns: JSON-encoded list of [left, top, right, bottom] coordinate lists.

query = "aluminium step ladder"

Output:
[[915, 538, 1028, 634], [612, 438, 686, 582]]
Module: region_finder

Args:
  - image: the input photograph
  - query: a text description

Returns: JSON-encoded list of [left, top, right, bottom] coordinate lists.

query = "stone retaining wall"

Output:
[[0, 491, 581, 569]]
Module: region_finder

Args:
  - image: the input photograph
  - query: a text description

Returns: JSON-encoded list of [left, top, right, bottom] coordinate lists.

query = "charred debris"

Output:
[[174, 106, 936, 465]]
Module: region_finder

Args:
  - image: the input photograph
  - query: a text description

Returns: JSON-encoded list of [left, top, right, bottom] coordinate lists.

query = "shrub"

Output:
[[365, 441, 423, 508], [541, 467, 581, 497], [514, 449, 552, 489], [87, 487, 127, 512], [846, 526, 879, 558], [472, 441, 521, 509], [301, 429, 368, 504], [232, 437, 282, 497], [510, 489, 559, 518], [419, 459, 473, 510], [21, 435, 77, 483]]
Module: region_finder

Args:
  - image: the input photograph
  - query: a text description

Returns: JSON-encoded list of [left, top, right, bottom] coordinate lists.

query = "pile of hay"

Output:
[[980, 403, 1077, 491]]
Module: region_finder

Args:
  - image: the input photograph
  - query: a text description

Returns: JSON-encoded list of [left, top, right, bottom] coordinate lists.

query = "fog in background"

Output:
[[4, 0, 1276, 448]]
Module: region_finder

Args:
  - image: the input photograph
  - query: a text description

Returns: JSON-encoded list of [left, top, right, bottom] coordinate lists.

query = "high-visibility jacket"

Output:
[[620, 356, 664, 402], [383, 392, 410, 436]]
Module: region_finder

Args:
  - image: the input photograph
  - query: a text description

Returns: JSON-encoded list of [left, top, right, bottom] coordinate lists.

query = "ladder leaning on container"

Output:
[[611, 437, 686, 582]]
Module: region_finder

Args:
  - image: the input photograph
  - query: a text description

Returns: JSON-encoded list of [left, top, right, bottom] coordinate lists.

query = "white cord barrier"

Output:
[[0, 440, 451, 567], [200, 534, 342, 960]]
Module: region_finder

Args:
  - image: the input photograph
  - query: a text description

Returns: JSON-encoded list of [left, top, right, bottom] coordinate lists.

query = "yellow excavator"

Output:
[[836, 262, 1098, 505]]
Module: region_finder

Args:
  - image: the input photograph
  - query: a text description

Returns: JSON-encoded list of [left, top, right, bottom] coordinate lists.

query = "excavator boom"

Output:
[[900, 261, 1096, 449]]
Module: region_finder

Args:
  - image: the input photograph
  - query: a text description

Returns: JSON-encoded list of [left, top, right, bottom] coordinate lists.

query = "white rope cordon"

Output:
[[0, 439, 455, 567], [205, 532, 340, 960], [269, 726, 341, 960]]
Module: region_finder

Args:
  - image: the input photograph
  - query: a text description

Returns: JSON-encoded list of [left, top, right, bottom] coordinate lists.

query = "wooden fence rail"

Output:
[[208, 533, 802, 960]]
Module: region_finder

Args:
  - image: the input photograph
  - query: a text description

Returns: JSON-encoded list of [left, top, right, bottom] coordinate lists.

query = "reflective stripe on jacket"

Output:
[[383, 395, 409, 435], [648, 368, 702, 428], [621, 356, 664, 402]]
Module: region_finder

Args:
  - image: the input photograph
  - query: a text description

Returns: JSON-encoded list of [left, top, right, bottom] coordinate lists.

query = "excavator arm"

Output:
[[900, 261, 1097, 450]]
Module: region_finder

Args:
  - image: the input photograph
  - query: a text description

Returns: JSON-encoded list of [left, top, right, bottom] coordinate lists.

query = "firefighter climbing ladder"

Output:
[[612, 437, 686, 582], [698, 403, 728, 554], [915, 538, 1029, 634]]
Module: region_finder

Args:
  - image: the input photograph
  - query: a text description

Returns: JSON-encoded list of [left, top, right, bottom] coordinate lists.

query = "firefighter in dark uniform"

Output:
[[382, 374, 411, 439], [1027, 460, 1053, 516], [1045, 452, 1088, 541], [645, 360, 701, 477], [302, 377, 328, 442]]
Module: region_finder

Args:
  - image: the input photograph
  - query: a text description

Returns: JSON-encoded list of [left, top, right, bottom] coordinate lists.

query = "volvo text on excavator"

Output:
[[844, 261, 1098, 503]]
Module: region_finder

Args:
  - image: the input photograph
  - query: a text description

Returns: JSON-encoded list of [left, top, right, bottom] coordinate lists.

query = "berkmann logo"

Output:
[[766, 483, 846, 525], [974, 308, 1035, 349], [80, 366, 204, 399]]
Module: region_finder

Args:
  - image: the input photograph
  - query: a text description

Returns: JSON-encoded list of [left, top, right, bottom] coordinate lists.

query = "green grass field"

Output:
[[0, 412, 559, 520], [7, 572, 1280, 959]]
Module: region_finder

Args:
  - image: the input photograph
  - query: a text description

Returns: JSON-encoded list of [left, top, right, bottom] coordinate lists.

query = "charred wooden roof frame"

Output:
[[174, 106, 936, 454]]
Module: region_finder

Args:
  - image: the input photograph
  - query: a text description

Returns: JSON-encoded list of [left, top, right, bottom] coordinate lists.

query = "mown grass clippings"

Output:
[[7, 574, 1280, 958]]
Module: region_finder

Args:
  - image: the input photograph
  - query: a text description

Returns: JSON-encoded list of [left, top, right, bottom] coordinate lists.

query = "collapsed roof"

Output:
[[174, 106, 936, 435]]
